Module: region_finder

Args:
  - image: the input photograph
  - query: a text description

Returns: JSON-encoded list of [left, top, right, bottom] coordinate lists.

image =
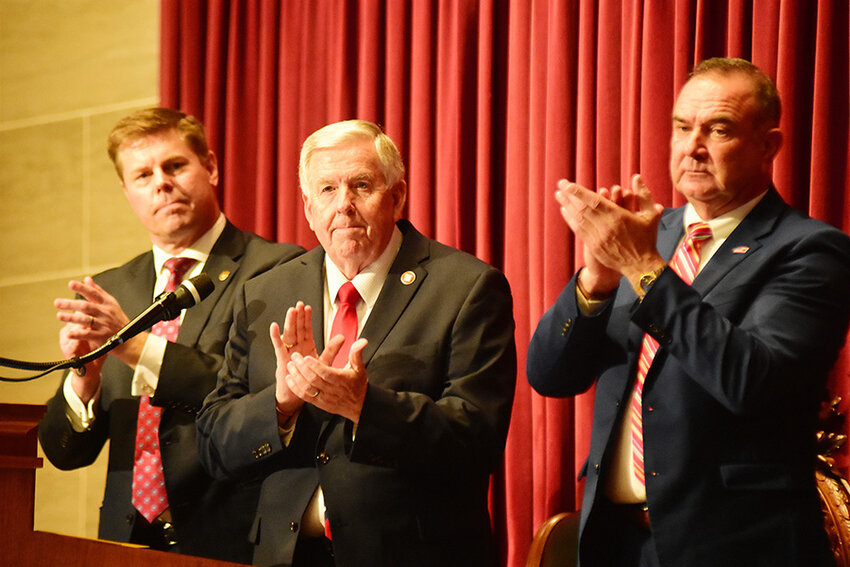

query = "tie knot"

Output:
[[337, 281, 361, 306], [686, 222, 712, 242], [163, 257, 197, 291]]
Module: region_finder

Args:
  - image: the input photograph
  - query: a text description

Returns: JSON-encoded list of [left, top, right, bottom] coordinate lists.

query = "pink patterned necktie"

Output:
[[131, 257, 197, 522], [630, 222, 712, 486], [330, 282, 361, 369]]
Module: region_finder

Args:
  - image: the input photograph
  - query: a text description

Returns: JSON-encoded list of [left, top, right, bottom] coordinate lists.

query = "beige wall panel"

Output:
[[0, 0, 159, 122], [0, 120, 85, 278], [0, 0, 159, 543], [87, 110, 151, 267], [0, 277, 69, 400]]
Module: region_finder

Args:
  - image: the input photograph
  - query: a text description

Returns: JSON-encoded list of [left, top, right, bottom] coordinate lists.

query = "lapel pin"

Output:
[[400, 270, 416, 285], [732, 246, 750, 255], [218, 270, 231, 282]]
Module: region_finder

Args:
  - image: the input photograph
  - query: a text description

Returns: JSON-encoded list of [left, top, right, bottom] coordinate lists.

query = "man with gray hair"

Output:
[[197, 119, 516, 566]]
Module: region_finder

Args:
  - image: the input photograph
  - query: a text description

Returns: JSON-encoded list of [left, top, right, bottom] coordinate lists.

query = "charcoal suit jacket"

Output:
[[197, 220, 516, 567]]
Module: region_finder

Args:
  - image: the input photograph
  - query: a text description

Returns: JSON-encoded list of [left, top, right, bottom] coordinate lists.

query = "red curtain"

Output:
[[161, 1, 850, 565]]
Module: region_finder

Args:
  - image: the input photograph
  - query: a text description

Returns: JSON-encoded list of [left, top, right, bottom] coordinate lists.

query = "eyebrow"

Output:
[[672, 115, 735, 126]]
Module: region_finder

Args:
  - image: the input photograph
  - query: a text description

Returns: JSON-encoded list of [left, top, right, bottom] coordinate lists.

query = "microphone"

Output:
[[0, 273, 215, 378], [105, 273, 215, 347]]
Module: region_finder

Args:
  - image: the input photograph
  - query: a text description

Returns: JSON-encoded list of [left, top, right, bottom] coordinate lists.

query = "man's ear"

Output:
[[391, 180, 407, 220], [763, 127, 783, 162], [302, 191, 315, 231], [205, 151, 220, 187]]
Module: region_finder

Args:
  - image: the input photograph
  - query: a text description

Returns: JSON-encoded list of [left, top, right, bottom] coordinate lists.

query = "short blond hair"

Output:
[[107, 107, 210, 178]]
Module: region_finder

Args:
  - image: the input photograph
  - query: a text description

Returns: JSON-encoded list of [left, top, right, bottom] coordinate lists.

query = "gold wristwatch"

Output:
[[634, 266, 666, 299]]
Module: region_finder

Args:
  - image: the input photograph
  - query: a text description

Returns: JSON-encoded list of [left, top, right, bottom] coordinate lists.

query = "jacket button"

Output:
[[289, 522, 299, 532], [317, 453, 330, 465], [126, 513, 134, 524]]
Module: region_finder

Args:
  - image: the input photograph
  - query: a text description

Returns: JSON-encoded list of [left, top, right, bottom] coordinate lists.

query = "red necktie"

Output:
[[630, 223, 712, 486], [330, 281, 361, 369], [131, 257, 197, 522], [322, 281, 361, 540]]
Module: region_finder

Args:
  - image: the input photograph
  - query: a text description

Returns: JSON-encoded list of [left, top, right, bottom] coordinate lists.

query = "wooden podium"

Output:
[[0, 403, 244, 567]]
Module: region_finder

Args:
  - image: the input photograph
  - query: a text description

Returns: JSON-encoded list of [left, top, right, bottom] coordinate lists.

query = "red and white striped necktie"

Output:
[[630, 222, 712, 486]]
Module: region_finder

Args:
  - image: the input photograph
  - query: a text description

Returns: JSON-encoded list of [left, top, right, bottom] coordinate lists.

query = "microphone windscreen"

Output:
[[172, 273, 215, 311], [187, 273, 215, 300]]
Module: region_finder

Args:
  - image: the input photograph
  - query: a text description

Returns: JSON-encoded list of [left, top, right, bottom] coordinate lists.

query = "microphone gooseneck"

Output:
[[0, 273, 215, 380]]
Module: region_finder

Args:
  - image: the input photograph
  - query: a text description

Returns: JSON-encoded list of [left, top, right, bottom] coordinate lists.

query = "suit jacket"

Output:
[[196, 220, 516, 567], [39, 221, 304, 563], [527, 189, 850, 567]]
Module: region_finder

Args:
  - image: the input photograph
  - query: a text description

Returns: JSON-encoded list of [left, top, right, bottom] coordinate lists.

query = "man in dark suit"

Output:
[[527, 58, 850, 566], [38, 108, 304, 562], [196, 119, 516, 567]]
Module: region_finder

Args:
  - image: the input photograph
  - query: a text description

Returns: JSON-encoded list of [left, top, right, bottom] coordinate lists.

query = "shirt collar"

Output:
[[151, 213, 226, 275], [683, 191, 767, 241], [324, 225, 403, 308]]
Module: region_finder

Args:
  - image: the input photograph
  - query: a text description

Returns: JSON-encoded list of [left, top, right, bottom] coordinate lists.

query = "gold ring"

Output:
[[89, 315, 94, 328], [310, 389, 320, 398], [283, 342, 294, 349]]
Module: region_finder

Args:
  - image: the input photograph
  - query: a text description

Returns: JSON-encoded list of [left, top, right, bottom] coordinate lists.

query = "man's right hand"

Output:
[[270, 301, 317, 421], [54, 276, 146, 370], [58, 321, 103, 405]]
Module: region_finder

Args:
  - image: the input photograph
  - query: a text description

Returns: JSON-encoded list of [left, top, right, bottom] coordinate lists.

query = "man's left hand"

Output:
[[285, 337, 369, 423]]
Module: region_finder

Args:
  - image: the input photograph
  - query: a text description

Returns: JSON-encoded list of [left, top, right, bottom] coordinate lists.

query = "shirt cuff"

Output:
[[131, 333, 167, 397], [278, 417, 298, 447], [576, 282, 612, 316], [63, 372, 99, 432]]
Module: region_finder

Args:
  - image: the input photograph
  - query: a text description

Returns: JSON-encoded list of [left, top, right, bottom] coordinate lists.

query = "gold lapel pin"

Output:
[[732, 246, 750, 254], [218, 270, 231, 282], [400, 270, 416, 285]]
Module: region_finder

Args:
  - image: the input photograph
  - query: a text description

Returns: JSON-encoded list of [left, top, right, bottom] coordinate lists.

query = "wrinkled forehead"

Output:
[[673, 73, 760, 122], [305, 141, 385, 186]]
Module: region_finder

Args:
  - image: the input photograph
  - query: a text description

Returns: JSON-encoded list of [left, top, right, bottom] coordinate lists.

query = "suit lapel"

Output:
[[178, 222, 243, 346], [292, 248, 327, 351], [358, 222, 429, 367], [116, 254, 157, 319], [691, 189, 785, 296]]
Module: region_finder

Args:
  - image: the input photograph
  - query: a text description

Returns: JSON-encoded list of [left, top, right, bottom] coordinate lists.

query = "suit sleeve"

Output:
[[634, 228, 850, 415], [38, 375, 111, 470], [195, 280, 290, 481], [526, 274, 625, 398], [348, 267, 517, 477]]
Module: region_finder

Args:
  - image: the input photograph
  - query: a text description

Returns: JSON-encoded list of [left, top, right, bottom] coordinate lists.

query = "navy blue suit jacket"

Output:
[[39, 222, 304, 563], [528, 189, 850, 566]]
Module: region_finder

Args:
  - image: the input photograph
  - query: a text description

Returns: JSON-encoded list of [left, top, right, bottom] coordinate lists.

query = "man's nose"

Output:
[[153, 168, 173, 191], [335, 186, 356, 212], [682, 130, 705, 157]]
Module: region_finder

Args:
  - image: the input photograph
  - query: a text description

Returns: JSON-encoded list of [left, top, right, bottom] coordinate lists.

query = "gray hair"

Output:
[[298, 120, 405, 192]]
